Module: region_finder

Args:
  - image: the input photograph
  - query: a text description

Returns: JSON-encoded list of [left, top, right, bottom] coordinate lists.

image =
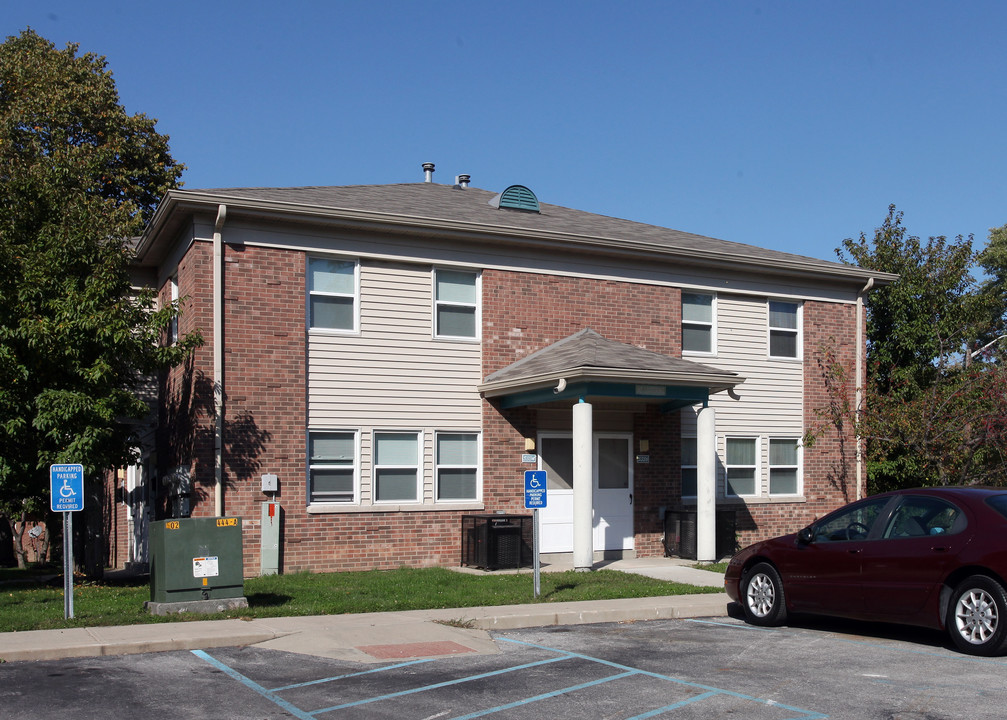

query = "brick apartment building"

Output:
[[107, 166, 893, 576]]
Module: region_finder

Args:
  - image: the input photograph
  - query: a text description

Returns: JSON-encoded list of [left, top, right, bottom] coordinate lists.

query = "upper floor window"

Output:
[[769, 438, 800, 495], [308, 431, 358, 503], [436, 432, 480, 501], [682, 292, 714, 354], [434, 269, 479, 339], [373, 432, 420, 502], [309, 257, 358, 331], [726, 437, 758, 497], [169, 274, 179, 344], [768, 301, 800, 358]]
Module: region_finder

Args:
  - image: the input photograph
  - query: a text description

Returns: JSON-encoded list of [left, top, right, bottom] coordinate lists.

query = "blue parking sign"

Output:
[[524, 470, 547, 509], [50, 464, 84, 512]]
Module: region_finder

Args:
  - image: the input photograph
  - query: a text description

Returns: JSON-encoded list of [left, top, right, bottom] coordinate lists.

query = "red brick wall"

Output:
[[481, 270, 683, 557]]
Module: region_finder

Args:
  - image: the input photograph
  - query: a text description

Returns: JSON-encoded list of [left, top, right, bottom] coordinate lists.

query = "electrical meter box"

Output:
[[149, 516, 245, 604]]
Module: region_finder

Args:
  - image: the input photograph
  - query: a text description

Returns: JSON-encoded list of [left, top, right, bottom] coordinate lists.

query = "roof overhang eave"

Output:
[[135, 191, 899, 286], [478, 367, 744, 398]]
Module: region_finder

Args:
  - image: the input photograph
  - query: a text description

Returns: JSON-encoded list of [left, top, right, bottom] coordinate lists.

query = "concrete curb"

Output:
[[0, 593, 731, 663]]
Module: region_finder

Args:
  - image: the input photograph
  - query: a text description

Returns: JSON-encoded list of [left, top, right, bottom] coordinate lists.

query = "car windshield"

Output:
[[985, 494, 1007, 520]]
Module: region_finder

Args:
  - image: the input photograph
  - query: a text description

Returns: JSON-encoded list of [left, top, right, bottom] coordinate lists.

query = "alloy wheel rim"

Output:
[[747, 573, 775, 617], [955, 589, 998, 645]]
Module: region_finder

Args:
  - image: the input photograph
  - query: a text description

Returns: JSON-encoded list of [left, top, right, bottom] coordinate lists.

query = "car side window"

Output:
[[813, 497, 890, 542], [883, 497, 962, 539]]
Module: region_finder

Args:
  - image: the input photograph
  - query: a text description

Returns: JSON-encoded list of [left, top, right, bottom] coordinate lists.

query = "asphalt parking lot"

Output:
[[5, 615, 1006, 719]]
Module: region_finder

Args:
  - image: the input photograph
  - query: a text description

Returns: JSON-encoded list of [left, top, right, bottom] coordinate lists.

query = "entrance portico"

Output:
[[480, 329, 742, 570]]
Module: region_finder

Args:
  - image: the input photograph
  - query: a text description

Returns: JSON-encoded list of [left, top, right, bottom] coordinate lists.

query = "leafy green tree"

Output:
[[0, 29, 199, 570], [834, 206, 1007, 492]]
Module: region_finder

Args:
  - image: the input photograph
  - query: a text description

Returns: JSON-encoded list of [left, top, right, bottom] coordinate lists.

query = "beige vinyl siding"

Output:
[[309, 260, 482, 507], [682, 293, 803, 497]]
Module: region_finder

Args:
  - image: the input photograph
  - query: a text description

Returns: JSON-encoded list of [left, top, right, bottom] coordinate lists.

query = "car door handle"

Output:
[[932, 546, 949, 553], [847, 549, 862, 555]]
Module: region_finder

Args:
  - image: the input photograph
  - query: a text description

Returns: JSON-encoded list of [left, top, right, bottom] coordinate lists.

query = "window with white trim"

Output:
[[769, 438, 801, 495], [168, 274, 179, 344], [308, 431, 358, 503], [681, 436, 697, 497], [373, 432, 420, 502], [726, 437, 758, 497], [768, 301, 800, 358], [434, 269, 479, 339], [436, 432, 480, 501], [309, 257, 358, 331], [682, 292, 715, 354]]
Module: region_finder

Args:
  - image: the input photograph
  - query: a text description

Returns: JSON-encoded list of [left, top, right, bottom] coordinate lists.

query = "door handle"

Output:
[[847, 549, 862, 555], [932, 546, 949, 553], [629, 493, 633, 505]]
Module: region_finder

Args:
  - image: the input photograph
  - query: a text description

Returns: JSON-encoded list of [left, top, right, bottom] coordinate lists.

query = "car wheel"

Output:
[[947, 575, 1007, 656], [741, 562, 787, 626]]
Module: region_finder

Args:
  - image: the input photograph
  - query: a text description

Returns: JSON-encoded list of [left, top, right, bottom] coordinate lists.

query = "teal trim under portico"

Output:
[[493, 381, 710, 410]]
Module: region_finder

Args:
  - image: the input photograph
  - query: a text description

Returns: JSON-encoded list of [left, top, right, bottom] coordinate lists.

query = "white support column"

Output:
[[572, 401, 594, 571], [696, 405, 717, 563]]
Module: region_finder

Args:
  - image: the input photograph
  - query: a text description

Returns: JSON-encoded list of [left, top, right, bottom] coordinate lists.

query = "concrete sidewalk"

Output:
[[0, 558, 730, 663]]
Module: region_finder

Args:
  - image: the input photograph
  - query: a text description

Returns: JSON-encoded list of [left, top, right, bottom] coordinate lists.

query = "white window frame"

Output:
[[168, 273, 179, 345], [308, 430, 360, 505], [768, 300, 801, 359], [768, 437, 802, 496], [373, 430, 422, 503], [681, 292, 716, 355], [680, 435, 697, 498], [433, 268, 480, 340], [725, 436, 760, 498], [308, 256, 359, 333], [434, 431, 481, 502]]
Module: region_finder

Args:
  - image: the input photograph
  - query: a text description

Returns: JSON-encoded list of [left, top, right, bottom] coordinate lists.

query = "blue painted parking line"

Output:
[[271, 658, 435, 692], [191, 649, 316, 720], [309, 654, 573, 715], [499, 638, 827, 720], [448, 670, 638, 719]]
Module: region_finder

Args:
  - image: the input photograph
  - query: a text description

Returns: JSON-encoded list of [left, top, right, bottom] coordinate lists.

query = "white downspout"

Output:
[[213, 204, 227, 517], [855, 277, 874, 501]]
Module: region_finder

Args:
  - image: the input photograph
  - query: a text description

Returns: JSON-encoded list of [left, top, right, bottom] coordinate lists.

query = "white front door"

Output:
[[537, 432, 634, 553], [594, 434, 634, 551]]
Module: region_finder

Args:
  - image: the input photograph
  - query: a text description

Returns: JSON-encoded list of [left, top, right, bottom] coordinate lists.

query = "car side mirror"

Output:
[[797, 527, 814, 545]]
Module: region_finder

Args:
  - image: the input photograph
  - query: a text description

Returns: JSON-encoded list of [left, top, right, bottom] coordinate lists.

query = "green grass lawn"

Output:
[[0, 566, 721, 633]]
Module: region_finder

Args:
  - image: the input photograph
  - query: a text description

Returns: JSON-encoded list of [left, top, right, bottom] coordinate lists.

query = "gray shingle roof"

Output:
[[178, 182, 857, 275], [481, 329, 740, 393]]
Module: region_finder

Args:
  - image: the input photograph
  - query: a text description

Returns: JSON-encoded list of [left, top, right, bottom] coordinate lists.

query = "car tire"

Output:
[[741, 562, 787, 626], [947, 575, 1007, 656]]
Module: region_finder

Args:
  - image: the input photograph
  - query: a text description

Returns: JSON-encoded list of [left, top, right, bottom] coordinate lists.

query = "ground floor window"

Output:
[[725, 437, 758, 497], [374, 432, 421, 502], [308, 431, 358, 503], [436, 432, 480, 501], [769, 438, 801, 495]]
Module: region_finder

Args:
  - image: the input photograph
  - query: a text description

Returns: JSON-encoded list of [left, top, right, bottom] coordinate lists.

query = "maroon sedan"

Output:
[[724, 486, 1007, 655]]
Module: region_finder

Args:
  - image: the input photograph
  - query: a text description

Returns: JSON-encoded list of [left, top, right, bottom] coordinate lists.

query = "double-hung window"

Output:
[[768, 301, 800, 358], [436, 432, 479, 501], [374, 432, 420, 502], [309, 431, 358, 503], [434, 269, 479, 339], [680, 437, 697, 497], [726, 437, 758, 497], [168, 274, 179, 344], [682, 293, 715, 354], [309, 257, 358, 331], [769, 438, 800, 495]]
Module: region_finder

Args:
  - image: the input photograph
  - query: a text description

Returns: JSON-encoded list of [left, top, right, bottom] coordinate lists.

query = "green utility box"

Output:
[[149, 516, 245, 604]]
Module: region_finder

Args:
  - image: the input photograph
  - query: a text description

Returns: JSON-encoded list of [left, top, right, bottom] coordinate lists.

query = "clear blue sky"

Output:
[[6, 1, 1006, 263]]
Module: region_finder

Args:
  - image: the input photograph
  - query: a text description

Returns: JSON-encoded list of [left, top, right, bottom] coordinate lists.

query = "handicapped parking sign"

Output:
[[524, 470, 547, 509], [50, 463, 84, 512]]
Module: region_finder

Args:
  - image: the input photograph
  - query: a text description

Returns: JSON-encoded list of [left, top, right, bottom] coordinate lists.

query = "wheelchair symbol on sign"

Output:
[[529, 478, 543, 489], [60, 481, 76, 498]]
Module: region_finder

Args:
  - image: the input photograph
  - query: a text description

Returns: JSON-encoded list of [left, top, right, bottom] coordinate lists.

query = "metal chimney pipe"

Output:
[[422, 162, 435, 183], [457, 174, 470, 188]]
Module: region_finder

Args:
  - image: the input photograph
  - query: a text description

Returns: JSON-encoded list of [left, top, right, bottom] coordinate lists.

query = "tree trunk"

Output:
[[11, 510, 28, 569]]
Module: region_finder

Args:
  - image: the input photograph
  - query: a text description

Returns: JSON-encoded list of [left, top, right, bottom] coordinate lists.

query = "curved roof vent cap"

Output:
[[489, 184, 540, 212]]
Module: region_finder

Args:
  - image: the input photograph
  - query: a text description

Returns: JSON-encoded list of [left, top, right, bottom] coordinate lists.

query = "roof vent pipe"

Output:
[[422, 162, 435, 183], [456, 174, 470, 188]]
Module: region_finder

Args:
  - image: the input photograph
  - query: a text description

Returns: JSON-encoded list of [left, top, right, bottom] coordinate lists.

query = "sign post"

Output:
[[524, 470, 547, 598], [50, 463, 84, 620]]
